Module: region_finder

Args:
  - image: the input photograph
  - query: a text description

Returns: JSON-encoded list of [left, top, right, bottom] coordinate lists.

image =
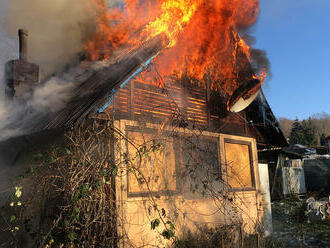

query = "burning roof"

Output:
[[46, 35, 166, 128], [86, 0, 265, 95], [40, 0, 268, 128], [2, 0, 274, 139]]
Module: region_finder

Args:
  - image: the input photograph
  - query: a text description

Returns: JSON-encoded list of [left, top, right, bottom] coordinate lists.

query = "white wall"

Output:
[[258, 163, 273, 236]]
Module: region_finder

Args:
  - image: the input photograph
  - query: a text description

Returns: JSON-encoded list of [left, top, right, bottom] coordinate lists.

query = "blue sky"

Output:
[[254, 0, 330, 120]]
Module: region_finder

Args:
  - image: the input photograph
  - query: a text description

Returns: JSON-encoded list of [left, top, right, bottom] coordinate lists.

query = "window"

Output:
[[126, 129, 177, 196], [180, 135, 222, 199], [124, 125, 256, 197], [224, 140, 255, 190]]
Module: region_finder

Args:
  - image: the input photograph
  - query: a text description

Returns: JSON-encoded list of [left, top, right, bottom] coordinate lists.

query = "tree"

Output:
[[301, 118, 318, 146], [282, 113, 330, 146], [289, 118, 318, 146], [320, 133, 327, 146], [289, 118, 304, 145]]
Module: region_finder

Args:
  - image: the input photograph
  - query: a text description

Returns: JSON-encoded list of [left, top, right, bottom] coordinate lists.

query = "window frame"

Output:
[[222, 138, 256, 192], [125, 126, 181, 198], [177, 134, 222, 199], [118, 121, 259, 199]]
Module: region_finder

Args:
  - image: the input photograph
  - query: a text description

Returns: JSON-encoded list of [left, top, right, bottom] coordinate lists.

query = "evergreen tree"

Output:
[[301, 118, 318, 146], [289, 118, 318, 146], [320, 133, 327, 146], [289, 118, 304, 145]]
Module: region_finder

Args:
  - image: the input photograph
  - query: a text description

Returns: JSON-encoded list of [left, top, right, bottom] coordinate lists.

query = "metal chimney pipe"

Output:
[[18, 29, 28, 61]]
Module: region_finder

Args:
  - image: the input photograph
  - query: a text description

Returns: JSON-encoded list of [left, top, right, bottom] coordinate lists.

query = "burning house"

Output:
[[1, 0, 288, 247]]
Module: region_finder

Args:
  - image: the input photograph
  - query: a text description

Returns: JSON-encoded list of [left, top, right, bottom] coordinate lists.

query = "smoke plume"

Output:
[[251, 48, 271, 78], [0, 78, 75, 141], [0, 0, 106, 141], [240, 33, 272, 79], [2, 0, 98, 79], [0, 5, 114, 205]]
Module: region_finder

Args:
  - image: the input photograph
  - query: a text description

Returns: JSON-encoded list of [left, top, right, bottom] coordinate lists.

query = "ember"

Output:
[[86, 0, 265, 109]]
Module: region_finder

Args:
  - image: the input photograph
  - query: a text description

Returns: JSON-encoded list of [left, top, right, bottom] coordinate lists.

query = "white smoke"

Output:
[[2, 0, 98, 79], [0, 0, 145, 141], [0, 0, 103, 141], [31, 78, 75, 113], [0, 0, 128, 208], [0, 78, 76, 141]]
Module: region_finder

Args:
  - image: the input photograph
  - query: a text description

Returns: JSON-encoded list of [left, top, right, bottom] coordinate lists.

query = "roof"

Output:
[[2, 34, 286, 148], [45, 44, 286, 149], [245, 91, 288, 148]]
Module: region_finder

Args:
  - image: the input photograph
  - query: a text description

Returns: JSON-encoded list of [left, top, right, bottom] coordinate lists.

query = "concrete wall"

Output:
[[114, 120, 263, 247]]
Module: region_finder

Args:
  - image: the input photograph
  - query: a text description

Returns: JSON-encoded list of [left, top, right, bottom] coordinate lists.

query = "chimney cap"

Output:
[[18, 29, 28, 36]]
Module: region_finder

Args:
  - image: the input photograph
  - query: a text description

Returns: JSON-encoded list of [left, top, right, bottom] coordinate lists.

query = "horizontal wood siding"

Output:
[[98, 79, 256, 138]]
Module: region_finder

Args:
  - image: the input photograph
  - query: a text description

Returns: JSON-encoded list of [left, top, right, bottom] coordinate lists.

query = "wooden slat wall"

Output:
[[134, 80, 174, 119], [100, 79, 250, 136], [186, 85, 208, 125]]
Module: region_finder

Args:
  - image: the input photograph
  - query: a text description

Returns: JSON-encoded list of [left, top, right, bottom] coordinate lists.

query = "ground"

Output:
[[271, 198, 330, 248]]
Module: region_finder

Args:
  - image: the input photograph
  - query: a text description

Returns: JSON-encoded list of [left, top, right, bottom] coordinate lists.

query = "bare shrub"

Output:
[[1, 119, 118, 247]]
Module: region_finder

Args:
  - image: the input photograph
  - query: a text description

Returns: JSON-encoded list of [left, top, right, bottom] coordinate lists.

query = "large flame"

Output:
[[144, 0, 199, 47], [86, 0, 264, 101]]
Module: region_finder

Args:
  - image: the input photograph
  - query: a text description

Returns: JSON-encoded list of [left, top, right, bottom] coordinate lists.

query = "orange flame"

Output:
[[144, 0, 200, 47], [85, 0, 130, 60], [86, 0, 265, 100], [254, 68, 267, 83], [238, 38, 251, 61]]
